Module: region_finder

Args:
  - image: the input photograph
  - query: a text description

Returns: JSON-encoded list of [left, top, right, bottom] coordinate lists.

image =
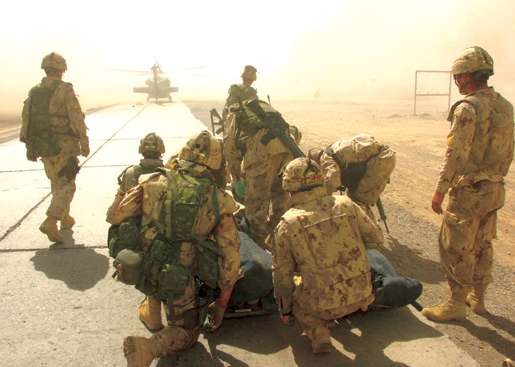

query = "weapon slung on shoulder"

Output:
[[244, 99, 305, 158], [376, 197, 390, 234]]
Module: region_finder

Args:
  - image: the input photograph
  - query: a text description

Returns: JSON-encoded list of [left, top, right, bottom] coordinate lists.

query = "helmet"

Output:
[[451, 46, 494, 76], [41, 52, 67, 71], [241, 65, 257, 81], [282, 157, 325, 192], [138, 132, 165, 157], [179, 130, 222, 170]]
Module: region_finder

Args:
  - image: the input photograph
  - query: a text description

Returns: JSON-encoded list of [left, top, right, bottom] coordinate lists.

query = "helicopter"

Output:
[[112, 63, 179, 103]]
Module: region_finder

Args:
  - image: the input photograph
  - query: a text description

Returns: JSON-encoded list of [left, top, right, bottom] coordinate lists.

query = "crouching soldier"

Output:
[[107, 131, 241, 367], [106, 132, 166, 332], [268, 157, 383, 354]]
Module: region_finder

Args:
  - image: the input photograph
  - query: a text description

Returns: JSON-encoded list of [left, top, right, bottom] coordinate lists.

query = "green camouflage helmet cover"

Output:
[[138, 132, 165, 156], [179, 130, 222, 170], [41, 52, 67, 71], [451, 46, 494, 76], [282, 157, 325, 192]]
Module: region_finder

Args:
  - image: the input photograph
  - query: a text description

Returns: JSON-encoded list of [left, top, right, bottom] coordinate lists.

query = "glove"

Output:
[[280, 313, 294, 326], [26, 146, 37, 162], [80, 140, 90, 157], [204, 301, 226, 333]]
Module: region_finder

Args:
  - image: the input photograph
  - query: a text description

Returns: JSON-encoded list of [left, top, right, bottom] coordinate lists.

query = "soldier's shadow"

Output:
[[30, 233, 109, 291], [157, 307, 444, 367]]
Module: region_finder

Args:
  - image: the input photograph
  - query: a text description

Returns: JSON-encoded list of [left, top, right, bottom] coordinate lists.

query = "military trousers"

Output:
[[41, 151, 79, 220], [244, 152, 291, 248], [439, 180, 505, 289]]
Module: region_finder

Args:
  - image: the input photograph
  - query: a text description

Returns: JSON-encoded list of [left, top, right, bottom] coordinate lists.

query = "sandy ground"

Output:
[[186, 98, 515, 367]]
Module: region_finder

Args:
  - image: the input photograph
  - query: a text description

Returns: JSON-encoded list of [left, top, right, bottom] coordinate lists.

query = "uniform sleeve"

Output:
[[354, 202, 384, 247], [271, 222, 296, 314], [106, 185, 143, 224], [321, 153, 341, 194], [20, 97, 31, 143], [64, 84, 88, 143], [214, 214, 241, 291], [435, 103, 476, 193]]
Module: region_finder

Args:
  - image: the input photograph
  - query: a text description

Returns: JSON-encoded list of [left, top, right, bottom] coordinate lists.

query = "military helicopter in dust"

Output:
[[112, 63, 178, 103]]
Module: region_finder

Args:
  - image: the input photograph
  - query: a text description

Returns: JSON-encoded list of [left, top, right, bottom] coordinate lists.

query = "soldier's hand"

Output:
[[280, 313, 294, 326], [80, 141, 90, 157], [204, 302, 226, 333], [431, 191, 444, 214], [26, 147, 37, 162]]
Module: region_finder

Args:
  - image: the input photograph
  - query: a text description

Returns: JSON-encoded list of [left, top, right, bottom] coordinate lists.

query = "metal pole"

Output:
[[414, 71, 418, 115]]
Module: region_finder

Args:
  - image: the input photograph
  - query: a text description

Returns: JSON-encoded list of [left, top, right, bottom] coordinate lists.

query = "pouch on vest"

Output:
[[107, 216, 141, 258], [114, 249, 143, 285], [196, 239, 222, 289], [27, 81, 62, 157]]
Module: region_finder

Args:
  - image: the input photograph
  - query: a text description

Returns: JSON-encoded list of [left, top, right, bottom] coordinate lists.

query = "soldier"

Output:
[[268, 157, 384, 353], [224, 99, 297, 248], [107, 131, 241, 367], [422, 46, 514, 322], [106, 132, 166, 332], [20, 52, 89, 243], [222, 65, 258, 119]]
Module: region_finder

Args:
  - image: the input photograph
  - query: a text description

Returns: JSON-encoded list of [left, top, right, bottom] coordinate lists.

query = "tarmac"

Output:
[[0, 102, 479, 366]]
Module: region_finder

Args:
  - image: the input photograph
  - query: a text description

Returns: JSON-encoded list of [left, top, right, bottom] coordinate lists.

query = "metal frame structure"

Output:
[[413, 70, 452, 115]]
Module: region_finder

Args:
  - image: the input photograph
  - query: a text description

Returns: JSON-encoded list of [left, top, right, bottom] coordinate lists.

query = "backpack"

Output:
[[27, 80, 62, 157]]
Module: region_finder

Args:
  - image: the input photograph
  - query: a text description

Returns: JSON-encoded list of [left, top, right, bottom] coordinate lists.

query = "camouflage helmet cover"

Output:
[[179, 130, 222, 170], [41, 52, 67, 71], [139, 132, 165, 156], [451, 46, 494, 76], [282, 157, 325, 192], [241, 65, 257, 80]]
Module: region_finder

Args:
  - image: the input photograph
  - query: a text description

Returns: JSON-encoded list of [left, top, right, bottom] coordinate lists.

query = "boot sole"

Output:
[[39, 226, 63, 243], [139, 317, 164, 333]]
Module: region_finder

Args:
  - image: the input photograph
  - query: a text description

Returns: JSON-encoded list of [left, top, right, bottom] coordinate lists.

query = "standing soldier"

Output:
[[106, 132, 166, 332], [20, 52, 90, 243], [107, 131, 241, 367], [222, 65, 258, 120], [422, 46, 514, 322], [268, 158, 383, 353]]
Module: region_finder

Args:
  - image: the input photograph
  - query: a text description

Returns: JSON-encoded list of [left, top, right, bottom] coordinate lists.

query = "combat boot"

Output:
[[60, 214, 76, 230], [138, 297, 164, 332], [466, 285, 488, 315], [123, 328, 171, 367], [422, 281, 467, 322], [39, 216, 63, 243], [308, 326, 334, 354], [503, 358, 514, 367]]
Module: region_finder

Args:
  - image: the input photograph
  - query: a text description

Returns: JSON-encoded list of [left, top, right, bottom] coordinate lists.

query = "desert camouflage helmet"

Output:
[[241, 65, 257, 80], [41, 52, 67, 71], [138, 132, 165, 156], [282, 157, 325, 192], [451, 46, 494, 76], [179, 130, 222, 170]]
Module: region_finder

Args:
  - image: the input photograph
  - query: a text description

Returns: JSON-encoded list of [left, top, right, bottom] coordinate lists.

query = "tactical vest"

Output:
[[447, 90, 514, 181], [139, 168, 222, 299], [27, 80, 62, 157], [117, 162, 162, 192]]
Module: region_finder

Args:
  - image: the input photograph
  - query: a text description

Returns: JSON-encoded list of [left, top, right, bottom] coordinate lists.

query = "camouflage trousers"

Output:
[[160, 279, 203, 355], [293, 294, 374, 346], [439, 180, 505, 288], [244, 153, 291, 248], [41, 152, 79, 220]]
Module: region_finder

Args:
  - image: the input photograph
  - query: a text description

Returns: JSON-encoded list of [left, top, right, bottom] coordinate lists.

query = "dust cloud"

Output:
[[0, 0, 513, 115]]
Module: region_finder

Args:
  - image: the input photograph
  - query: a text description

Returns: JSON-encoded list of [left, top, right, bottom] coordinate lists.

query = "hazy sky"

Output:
[[1, 0, 514, 113]]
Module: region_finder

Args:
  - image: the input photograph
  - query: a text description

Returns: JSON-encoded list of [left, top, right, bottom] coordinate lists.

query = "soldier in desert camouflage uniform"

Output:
[[268, 157, 383, 353], [20, 52, 89, 243], [222, 65, 258, 120], [106, 132, 166, 333], [107, 131, 241, 367], [422, 46, 514, 322]]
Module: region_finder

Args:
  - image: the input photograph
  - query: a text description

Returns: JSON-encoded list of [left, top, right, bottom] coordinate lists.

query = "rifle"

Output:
[[376, 197, 390, 234], [209, 108, 224, 136], [244, 99, 305, 158]]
